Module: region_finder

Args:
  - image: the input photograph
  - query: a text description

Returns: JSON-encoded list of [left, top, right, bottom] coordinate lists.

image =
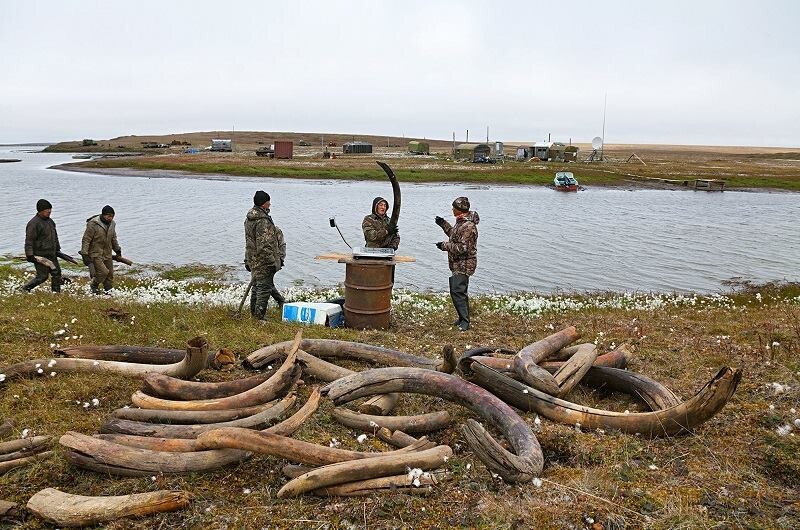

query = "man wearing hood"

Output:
[[81, 205, 122, 294], [244, 190, 286, 320], [362, 197, 399, 250], [23, 199, 63, 292], [435, 196, 479, 331]]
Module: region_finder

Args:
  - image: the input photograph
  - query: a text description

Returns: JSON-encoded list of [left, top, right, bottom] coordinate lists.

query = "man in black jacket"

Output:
[[23, 199, 62, 292]]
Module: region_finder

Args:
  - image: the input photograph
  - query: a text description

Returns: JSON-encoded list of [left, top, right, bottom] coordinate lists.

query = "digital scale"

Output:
[[351, 247, 395, 260]]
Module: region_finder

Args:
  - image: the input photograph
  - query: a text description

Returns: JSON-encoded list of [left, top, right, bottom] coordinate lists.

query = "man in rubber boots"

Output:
[[362, 197, 399, 249], [81, 205, 122, 294], [244, 190, 286, 320], [23, 199, 63, 292], [434, 196, 479, 331]]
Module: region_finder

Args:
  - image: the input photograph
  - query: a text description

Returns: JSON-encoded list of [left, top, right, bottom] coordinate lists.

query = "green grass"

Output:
[[1, 271, 799, 528]]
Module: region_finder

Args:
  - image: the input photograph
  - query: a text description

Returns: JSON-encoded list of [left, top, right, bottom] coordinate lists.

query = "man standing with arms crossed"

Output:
[[244, 190, 286, 320], [434, 196, 479, 331]]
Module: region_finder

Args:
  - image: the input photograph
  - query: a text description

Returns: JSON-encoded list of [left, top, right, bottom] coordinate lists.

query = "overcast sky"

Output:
[[1, 0, 798, 146]]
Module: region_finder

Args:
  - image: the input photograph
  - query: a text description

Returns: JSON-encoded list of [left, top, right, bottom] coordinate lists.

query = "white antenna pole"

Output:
[[601, 93, 607, 160]]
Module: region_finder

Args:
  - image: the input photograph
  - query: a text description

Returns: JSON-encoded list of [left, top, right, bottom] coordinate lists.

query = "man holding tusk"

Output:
[[245, 190, 287, 320], [81, 205, 122, 294], [435, 196, 479, 331], [362, 197, 399, 250], [23, 199, 63, 293]]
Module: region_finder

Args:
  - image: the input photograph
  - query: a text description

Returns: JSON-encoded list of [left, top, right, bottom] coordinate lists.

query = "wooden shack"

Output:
[[408, 141, 430, 155], [454, 143, 491, 162]]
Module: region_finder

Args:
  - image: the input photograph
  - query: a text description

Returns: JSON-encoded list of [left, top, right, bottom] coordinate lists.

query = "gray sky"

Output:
[[1, 0, 798, 146]]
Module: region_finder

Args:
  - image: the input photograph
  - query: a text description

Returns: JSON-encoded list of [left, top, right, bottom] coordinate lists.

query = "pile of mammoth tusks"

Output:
[[0, 327, 741, 525]]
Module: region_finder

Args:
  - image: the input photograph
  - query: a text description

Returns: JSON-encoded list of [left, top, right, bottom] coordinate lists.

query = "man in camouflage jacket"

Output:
[[244, 190, 286, 319], [23, 199, 62, 292], [81, 205, 122, 293], [435, 196, 479, 331], [362, 196, 399, 249]]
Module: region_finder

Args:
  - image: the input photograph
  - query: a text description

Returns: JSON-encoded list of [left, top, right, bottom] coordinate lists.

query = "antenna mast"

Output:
[[601, 93, 607, 161]]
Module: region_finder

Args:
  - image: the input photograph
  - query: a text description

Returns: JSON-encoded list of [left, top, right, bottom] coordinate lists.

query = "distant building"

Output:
[[343, 141, 373, 154], [210, 139, 233, 152], [533, 142, 551, 161], [408, 141, 430, 155], [564, 145, 579, 162], [516, 146, 535, 161], [274, 141, 293, 159], [454, 143, 491, 162], [548, 142, 567, 162]]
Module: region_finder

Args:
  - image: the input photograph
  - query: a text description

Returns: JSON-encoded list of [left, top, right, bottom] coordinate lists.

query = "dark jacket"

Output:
[[25, 214, 60, 258], [81, 215, 121, 259], [244, 206, 286, 274], [439, 211, 480, 276], [362, 196, 399, 249]]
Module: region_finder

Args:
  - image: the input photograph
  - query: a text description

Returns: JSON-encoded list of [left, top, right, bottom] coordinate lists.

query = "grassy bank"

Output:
[[1, 263, 799, 528]]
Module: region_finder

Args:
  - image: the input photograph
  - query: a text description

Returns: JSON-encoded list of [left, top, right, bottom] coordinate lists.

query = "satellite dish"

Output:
[[591, 136, 603, 150]]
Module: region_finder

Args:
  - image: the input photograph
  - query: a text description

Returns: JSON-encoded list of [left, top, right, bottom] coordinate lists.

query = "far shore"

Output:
[[49, 161, 789, 193]]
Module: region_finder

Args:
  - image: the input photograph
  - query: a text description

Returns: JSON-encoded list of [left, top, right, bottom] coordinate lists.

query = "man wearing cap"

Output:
[[80, 205, 122, 294], [435, 196, 480, 331], [23, 199, 63, 292], [362, 197, 399, 249], [244, 190, 286, 320]]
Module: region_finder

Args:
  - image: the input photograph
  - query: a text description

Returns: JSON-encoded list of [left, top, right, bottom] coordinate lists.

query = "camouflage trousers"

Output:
[[250, 266, 284, 319]]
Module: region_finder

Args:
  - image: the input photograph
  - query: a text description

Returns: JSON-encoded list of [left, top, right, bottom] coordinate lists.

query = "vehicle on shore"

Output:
[[553, 171, 578, 191]]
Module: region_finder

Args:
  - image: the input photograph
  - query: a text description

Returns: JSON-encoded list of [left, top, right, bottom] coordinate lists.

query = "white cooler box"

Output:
[[281, 302, 344, 328]]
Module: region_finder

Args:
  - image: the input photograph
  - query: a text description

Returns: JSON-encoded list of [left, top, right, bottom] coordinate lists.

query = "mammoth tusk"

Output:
[[140, 369, 276, 401], [323, 367, 543, 483], [26, 488, 190, 527], [465, 361, 741, 437], [277, 445, 452, 498], [1, 337, 209, 386], [332, 408, 450, 434], [100, 395, 296, 439]]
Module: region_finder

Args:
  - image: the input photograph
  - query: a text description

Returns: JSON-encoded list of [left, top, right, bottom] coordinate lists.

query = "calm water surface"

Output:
[[1, 146, 797, 294]]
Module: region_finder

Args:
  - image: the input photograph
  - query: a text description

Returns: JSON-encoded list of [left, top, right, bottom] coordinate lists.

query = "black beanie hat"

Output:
[[102, 205, 115, 216], [253, 190, 270, 206], [36, 199, 52, 212]]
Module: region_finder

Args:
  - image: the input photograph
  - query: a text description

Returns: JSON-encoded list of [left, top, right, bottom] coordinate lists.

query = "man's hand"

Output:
[[116, 249, 122, 258], [387, 223, 398, 236], [434, 216, 445, 227], [79, 252, 91, 266], [244, 262, 251, 272], [26, 255, 35, 263], [435, 242, 445, 250]]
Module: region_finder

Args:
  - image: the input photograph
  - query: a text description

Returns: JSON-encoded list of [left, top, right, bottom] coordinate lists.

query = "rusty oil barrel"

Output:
[[343, 262, 394, 329]]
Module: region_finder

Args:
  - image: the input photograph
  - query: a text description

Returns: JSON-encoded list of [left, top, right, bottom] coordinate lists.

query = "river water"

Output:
[[1, 146, 797, 294]]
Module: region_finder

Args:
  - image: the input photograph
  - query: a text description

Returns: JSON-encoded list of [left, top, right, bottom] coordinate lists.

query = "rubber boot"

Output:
[[451, 274, 471, 331], [271, 289, 286, 313], [448, 276, 462, 327]]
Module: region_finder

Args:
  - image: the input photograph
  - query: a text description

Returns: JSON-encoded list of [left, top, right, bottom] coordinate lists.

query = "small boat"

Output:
[[553, 171, 578, 191]]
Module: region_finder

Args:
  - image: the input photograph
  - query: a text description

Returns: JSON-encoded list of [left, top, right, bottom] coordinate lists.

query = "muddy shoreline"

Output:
[[49, 162, 785, 193]]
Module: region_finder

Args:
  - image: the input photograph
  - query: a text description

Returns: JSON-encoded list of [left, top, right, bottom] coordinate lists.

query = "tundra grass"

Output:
[[1, 267, 799, 529]]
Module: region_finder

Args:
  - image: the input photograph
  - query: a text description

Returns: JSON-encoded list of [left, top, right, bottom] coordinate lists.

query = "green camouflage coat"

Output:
[[362, 196, 399, 249], [244, 207, 286, 276], [81, 215, 121, 259], [439, 211, 480, 276]]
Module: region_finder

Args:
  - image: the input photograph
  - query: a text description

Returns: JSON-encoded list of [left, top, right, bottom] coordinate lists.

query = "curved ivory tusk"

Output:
[[100, 395, 296, 439], [323, 367, 542, 483], [465, 361, 741, 437], [246, 338, 456, 373], [277, 445, 452, 498], [92, 387, 322, 454], [332, 408, 450, 434], [130, 348, 299, 411], [26, 488, 190, 527], [195, 428, 433, 467], [109, 402, 279, 424], [1, 337, 209, 386], [141, 369, 275, 401]]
